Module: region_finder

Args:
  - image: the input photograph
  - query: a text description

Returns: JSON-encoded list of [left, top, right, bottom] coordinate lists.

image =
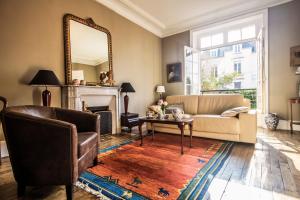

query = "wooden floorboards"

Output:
[[0, 129, 300, 199]]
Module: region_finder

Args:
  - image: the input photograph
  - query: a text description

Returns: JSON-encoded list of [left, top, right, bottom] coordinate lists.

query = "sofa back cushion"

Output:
[[197, 94, 245, 114], [166, 95, 198, 114]]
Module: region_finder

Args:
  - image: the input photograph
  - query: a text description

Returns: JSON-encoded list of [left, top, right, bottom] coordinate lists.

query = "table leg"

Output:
[[189, 123, 193, 148], [152, 123, 154, 140], [290, 102, 293, 134], [139, 121, 144, 146], [178, 123, 184, 155]]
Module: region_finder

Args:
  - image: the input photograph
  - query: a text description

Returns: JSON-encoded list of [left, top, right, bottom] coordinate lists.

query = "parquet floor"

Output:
[[0, 128, 299, 200]]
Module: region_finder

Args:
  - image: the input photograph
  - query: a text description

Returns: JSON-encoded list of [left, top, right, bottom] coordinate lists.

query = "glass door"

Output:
[[256, 28, 266, 114], [184, 46, 200, 95]]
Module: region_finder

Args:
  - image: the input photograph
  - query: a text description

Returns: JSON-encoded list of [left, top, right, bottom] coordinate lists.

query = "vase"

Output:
[[265, 113, 279, 131], [157, 112, 165, 120]]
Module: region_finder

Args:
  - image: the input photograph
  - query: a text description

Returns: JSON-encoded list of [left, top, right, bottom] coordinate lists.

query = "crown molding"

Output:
[[95, 0, 164, 37], [95, 0, 293, 38]]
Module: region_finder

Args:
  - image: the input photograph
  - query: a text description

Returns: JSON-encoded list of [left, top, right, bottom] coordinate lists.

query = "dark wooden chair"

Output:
[[0, 96, 7, 165]]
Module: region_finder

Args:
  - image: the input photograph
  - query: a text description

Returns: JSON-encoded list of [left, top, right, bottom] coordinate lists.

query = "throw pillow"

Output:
[[165, 104, 184, 114], [221, 106, 249, 117]]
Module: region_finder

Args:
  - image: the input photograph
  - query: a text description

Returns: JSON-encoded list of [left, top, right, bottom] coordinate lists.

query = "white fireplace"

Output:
[[61, 86, 121, 134]]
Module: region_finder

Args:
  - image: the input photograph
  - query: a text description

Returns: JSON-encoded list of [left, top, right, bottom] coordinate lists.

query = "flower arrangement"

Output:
[[157, 99, 168, 114], [148, 100, 168, 119]]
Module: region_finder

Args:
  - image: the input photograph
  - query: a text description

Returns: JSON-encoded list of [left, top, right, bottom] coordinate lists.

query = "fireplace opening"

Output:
[[87, 106, 112, 135]]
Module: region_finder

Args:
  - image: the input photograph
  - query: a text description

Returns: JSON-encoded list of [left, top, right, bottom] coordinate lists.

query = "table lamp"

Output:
[[120, 82, 135, 115], [29, 70, 61, 106], [156, 85, 165, 99]]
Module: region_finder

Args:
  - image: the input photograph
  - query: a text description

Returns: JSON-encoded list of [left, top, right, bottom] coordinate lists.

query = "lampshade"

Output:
[[156, 85, 165, 93], [29, 70, 60, 86], [120, 82, 135, 93]]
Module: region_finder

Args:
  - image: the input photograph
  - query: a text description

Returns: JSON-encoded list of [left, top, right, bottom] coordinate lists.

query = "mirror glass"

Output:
[[70, 20, 110, 85]]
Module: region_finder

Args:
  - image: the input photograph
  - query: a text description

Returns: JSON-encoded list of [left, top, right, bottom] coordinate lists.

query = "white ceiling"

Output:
[[70, 20, 108, 66], [96, 0, 292, 37]]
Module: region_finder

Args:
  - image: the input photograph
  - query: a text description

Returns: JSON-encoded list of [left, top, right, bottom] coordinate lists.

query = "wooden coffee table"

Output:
[[138, 117, 194, 154]]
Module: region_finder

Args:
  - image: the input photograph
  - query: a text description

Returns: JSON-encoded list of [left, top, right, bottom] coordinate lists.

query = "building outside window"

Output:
[[189, 16, 261, 93], [234, 62, 242, 74]]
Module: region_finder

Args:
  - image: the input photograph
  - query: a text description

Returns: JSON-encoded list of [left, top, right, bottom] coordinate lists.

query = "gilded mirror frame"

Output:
[[63, 13, 113, 85]]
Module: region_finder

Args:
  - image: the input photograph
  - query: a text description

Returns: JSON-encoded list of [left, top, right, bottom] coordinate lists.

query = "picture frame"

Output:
[[167, 62, 182, 83], [290, 45, 300, 67]]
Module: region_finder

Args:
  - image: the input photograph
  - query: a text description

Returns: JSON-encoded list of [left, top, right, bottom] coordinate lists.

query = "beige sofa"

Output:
[[149, 94, 257, 144]]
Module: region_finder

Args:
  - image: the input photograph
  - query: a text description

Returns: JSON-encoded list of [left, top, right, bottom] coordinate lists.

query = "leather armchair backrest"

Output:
[[2, 106, 79, 185], [5, 105, 57, 119]]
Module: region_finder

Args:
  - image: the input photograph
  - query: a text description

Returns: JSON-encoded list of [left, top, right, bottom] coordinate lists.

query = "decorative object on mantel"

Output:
[[120, 82, 135, 115], [72, 79, 80, 86], [29, 70, 60, 106], [167, 62, 182, 83], [63, 14, 114, 86], [264, 113, 279, 131], [290, 45, 300, 70], [80, 80, 86, 85], [99, 72, 107, 85], [156, 85, 165, 99]]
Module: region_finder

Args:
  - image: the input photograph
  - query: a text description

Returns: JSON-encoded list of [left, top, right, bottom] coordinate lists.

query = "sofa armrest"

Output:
[[239, 110, 257, 143], [55, 108, 100, 134], [2, 111, 79, 184]]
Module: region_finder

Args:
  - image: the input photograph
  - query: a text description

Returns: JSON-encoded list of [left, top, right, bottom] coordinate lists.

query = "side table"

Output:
[[121, 113, 139, 133], [289, 97, 300, 134]]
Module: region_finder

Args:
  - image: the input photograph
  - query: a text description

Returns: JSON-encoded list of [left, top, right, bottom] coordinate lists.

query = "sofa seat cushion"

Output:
[[78, 132, 98, 158], [193, 115, 239, 134]]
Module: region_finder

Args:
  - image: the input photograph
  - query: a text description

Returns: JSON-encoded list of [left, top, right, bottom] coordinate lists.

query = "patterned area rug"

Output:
[[77, 133, 233, 200]]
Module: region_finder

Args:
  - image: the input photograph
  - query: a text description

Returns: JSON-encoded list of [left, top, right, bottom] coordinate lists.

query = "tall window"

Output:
[[189, 15, 261, 93]]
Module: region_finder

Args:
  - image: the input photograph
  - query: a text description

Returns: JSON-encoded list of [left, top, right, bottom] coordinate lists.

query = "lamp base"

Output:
[[124, 94, 129, 115], [42, 89, 51, 106]]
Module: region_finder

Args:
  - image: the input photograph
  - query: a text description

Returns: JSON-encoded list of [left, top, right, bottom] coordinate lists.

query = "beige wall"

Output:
[[162, 31, 190, 96], [269, 0, 300, 120], [0, 0, 162, 140]]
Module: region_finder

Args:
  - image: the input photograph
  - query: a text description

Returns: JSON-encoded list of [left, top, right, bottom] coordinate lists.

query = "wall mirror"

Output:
[[63, 14, 113, 86]]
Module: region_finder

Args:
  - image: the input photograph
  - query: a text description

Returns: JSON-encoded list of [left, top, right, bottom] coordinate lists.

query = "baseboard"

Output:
[[257, 113, 299, 131], [277, 119, 300, 131], [1, 141, 8, 158]]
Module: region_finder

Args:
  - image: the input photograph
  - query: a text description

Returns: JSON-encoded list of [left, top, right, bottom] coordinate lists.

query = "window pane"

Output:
[[242, 25, 256, 39], [200, 41, 257, 91], [212, 33, 223, 46], [201, 36, 211, 48], [228, 29, 241, 42]]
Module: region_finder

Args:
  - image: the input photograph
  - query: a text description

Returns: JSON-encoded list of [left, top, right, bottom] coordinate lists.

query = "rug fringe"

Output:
[[75, 181, 111, 200]]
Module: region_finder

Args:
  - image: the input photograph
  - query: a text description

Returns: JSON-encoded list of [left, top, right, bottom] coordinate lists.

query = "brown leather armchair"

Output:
[[2, 105, 100, 200], [0, 96, 8, 165]]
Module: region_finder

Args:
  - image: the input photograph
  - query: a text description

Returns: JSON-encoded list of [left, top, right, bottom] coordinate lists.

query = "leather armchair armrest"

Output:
[[2, 112, 79, 184], [55, 108, 100, 134], [239, 110, 257, 144]]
